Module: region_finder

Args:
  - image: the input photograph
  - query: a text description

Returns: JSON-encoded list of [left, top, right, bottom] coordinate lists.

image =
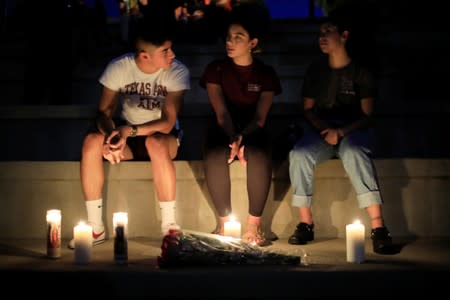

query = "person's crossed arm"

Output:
[[303, 96, 374, 146]]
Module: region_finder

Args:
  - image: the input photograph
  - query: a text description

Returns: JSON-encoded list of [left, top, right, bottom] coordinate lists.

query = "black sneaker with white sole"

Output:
[[371, 226, 393, 254], [288, 222, 314, 245]]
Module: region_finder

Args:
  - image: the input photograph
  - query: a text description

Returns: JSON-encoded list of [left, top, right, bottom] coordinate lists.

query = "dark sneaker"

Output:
[[288, 222, 314, 245], [371, 226, 393, 254]]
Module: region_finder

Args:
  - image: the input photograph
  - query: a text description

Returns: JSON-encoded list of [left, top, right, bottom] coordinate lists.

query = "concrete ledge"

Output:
[[1, 159, 449, 180], [0, 159, 449, 241]]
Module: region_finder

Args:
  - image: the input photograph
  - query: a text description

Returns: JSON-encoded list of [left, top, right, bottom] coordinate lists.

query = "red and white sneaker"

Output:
[[161, 223, 181, 236], [68, 224, 106, 249]]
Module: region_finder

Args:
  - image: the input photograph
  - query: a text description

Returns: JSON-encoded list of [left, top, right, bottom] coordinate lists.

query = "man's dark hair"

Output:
[[133, 18, 175, 48]]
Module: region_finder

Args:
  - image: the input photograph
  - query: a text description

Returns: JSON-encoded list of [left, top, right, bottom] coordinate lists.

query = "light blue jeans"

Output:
[[288, 129, 383, 209]]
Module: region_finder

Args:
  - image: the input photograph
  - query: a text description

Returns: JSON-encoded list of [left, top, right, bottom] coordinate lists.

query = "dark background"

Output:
[[0, 0, 449, 160]]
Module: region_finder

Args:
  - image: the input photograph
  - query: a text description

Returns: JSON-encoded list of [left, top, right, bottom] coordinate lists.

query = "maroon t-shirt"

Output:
[[200, 57, 282, 128]]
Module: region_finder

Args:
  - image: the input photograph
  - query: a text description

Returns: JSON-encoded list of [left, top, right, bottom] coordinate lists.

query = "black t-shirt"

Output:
[[302, 57, 377, 126]]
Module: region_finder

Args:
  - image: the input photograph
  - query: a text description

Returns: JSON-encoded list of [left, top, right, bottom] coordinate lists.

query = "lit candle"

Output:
[[224, 215, 241, 238], [113, 212, 128, 264], [74, 221, 93, 264], [346, 220, 365, 263], [46, 209, 61, 258]]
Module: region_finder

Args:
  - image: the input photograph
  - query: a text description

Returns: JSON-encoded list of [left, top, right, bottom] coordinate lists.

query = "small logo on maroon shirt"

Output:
[[247, 83, 261, 92]]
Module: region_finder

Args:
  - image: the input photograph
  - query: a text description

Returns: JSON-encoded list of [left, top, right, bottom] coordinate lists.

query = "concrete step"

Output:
[[0, 159, 448, 240], [2, 17, 450, 106]]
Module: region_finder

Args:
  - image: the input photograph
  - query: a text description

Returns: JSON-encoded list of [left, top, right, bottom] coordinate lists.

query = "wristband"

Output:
[[110, 134, 121, 145], [129, 125, 138, 137]]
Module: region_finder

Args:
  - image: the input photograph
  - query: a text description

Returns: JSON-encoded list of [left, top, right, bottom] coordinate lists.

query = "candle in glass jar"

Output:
[[74, 221, 92, 264], [46, 209, 61, 258], [346, 219, 365, 263], [224, 215, 241, 238], [113, 212, 128, 264]]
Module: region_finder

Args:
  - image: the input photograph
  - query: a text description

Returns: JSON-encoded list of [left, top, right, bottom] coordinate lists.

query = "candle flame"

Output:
[[229, 214, 236, 222], [353, 220, 361, 225], [46, 209, 61, 216], [46, 209, 61, 222], [113, 212, 128, 227]]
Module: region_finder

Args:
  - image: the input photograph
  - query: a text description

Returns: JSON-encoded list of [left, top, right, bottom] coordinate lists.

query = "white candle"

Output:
[[113, 212, 128, 233], [113, 212, 128, 264], [224, 215, 241, 238], [346, 220, 365, 263], [46, 209, 61, 258], [74, 221, 93, 264]]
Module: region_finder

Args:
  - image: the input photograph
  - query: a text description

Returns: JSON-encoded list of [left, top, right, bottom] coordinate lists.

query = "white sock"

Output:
[[159, 200, 177, 229], [86, 199, 104, 230]]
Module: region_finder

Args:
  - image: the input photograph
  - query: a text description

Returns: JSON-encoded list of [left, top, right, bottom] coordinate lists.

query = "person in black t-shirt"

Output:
[[288, 13, 394, 254]]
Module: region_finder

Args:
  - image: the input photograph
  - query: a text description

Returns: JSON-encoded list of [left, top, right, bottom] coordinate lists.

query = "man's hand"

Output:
[[103, 131, 125, 164]]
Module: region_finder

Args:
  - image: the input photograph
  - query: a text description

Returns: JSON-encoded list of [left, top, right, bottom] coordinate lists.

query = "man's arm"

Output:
[[129, 90, 186, 137], [96, 86, 120, 138], [95, 86, 124, 164]]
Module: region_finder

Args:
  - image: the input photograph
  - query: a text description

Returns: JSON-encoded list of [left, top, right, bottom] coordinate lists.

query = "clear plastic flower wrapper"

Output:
[[157, 229, 301, 268]]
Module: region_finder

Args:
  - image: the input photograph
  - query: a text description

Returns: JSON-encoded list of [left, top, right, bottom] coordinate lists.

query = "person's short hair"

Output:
[[133, 18, 175, 49]]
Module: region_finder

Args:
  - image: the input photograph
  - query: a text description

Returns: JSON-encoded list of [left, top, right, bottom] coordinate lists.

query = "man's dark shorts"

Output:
[[86, 118, 182, 161]]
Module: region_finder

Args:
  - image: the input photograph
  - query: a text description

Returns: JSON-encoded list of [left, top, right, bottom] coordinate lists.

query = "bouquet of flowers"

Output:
[[157, 229, 301, 268]]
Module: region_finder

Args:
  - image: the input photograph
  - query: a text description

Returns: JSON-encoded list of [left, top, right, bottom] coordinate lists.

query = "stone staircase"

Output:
[[0, 5, 449, 297], [0, 7, 449, 241], [1, 15, 450, 160]]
